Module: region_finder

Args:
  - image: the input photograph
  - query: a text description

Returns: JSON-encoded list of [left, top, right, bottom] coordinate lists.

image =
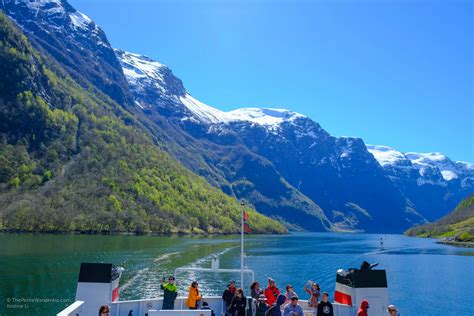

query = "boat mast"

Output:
[[240, 201, 245, 288]]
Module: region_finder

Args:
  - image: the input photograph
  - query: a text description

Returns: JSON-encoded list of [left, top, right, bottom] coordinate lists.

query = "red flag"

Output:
[[243, 211, 249, 222], [244, 223, 251, 234]]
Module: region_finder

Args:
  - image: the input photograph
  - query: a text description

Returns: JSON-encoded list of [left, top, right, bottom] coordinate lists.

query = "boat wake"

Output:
[[154, 251, 182, 262]]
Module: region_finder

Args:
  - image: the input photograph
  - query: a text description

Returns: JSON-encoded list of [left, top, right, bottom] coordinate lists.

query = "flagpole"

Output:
[[240, 201, 244, 288]]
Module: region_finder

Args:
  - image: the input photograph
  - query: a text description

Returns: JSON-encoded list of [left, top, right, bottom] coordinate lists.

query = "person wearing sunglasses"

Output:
[[99, 304, 109, 316], [284, 284, 298, 304], [160, 275, 178, 310]]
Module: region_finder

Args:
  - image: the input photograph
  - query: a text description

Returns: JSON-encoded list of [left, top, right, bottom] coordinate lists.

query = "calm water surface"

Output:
[[0, 233, 473, 316]]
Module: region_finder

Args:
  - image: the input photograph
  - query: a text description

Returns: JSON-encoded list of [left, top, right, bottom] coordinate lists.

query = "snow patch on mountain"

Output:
[[118, 50, 166, 81], [21, 0, 63, 13], [179, 94, 306, 128], [179, 94, 229, 124], [366, 145, 408, 166], [227, 108, 305, 126], [69, 11, 92, 30]]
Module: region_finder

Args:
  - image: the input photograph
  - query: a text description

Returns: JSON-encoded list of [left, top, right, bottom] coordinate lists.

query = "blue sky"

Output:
[[70, 0, 473, 162]]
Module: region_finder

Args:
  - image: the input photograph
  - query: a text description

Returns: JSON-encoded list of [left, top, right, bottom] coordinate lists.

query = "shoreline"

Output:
[[437, 239, 474, 248], [0, 229, 287, 237]]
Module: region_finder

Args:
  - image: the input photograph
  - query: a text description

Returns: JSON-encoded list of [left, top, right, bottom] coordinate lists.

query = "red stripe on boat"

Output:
[[334, 290, 352, 306], [112, 287, 119, 302]]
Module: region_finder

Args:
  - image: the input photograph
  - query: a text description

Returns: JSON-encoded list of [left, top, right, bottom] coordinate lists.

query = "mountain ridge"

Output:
[[115, 49, 428, 233]]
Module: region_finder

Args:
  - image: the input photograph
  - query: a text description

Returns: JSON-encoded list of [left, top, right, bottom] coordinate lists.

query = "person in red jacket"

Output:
[[357, 300, 369, 316], [264, 277, 280, 306]]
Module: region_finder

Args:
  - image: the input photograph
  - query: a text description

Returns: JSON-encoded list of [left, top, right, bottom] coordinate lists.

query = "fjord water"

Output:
[[0, 233, 473, 316]]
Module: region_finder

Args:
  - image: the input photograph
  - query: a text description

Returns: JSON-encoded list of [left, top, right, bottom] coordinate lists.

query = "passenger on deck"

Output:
[[229, 288, 247, 316], [186, 281, 202, 309], [99, 304, 110, 316], [202, 301, 216, 316], [250, 281, 263, 299], [255, 294, 269, 316], [316, 292, 333, 316], [222, 280, 236, 316], [283, 295, 304, 316], [284, 284, 298, 304], [304, 281, 320, 307], [264, 277, 280, 306], [357, 300, 369, 316], [160, 276, 178, 310], [387, 304, 398, 316], [265, 294, 286, 316]]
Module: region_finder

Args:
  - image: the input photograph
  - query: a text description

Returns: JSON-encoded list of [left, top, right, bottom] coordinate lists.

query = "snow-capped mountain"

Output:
[[367, 145, 474, 185], [116, 49, 429, 232], [116, 50, 308, 130], [367, 145, 474, 220], [1, 0, 132, 105]]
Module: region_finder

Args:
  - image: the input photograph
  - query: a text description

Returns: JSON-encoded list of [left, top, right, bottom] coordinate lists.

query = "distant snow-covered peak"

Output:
[[366, 145, 409, 166], [116, 50, 166, 82], [115, 49, 308, 128], [227, 108, 306, 126], [405, 152, 473, 181], [179, 94, 305, 127], [367, 145, 473, 182]]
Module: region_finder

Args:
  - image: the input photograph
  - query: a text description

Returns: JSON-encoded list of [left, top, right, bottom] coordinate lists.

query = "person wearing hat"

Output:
[[255, 294, 269, 316], [222, 280, 236, 316], [264, 277, 280, 306], [387, 304, 398, 316], [317, 292, 333, 316], [357, 300, 369, 316], [160, 275, 178, 310], [283, 295, 304, 316]]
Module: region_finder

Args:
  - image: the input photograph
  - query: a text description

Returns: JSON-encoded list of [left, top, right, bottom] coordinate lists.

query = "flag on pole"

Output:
[[243, 210, 251, 233], [244, 223, 251, 234]]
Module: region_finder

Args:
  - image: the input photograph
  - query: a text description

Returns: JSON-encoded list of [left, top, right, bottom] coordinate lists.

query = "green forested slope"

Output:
[[0, 13, 286, 234], [405, 194, 474, 242]]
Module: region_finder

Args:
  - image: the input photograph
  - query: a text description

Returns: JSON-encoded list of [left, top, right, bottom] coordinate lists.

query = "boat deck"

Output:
[[58, 296, 356, 316]]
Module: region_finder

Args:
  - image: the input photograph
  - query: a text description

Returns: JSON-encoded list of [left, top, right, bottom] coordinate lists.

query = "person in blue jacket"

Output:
[[283, 295, 304, 316]]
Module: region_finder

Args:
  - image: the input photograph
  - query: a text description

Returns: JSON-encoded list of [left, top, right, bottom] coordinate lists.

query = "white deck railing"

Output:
[[58, 296, 354, 316], [56, 300, 84, 316]]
